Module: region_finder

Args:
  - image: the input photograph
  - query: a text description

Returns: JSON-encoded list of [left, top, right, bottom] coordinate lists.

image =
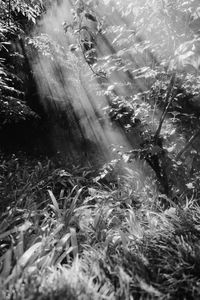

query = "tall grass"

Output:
[[1, 153, 200, 299]]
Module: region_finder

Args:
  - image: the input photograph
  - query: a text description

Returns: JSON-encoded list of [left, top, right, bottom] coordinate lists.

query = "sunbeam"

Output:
[[26, 0, 195, 189]]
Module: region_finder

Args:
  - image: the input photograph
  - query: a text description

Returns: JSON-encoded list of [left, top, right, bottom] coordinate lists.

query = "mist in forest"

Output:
[[29, 0, 192, 183], [31, 0, 136, 161]]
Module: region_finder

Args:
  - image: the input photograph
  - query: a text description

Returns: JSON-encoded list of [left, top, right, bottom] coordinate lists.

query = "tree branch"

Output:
[[176, 129, 200, 160], [154, 72, 176, 141]]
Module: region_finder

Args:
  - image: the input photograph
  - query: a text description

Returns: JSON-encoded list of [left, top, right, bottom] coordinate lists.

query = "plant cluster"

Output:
[[0, 0, 45, 126], [0, 153, 200, 299]]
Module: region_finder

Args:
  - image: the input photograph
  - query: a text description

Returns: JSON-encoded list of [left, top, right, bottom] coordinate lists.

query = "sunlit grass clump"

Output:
[[1, 153, 200, 300]]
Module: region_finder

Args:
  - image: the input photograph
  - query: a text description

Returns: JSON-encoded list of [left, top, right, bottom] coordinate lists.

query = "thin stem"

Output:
[[176, 129, 200, 160], [154, 72, 176, 140], [8, 0, 11, 26], [78, 16, 106, 79]]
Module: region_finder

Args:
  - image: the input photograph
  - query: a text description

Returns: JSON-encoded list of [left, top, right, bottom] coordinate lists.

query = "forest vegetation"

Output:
[[1, 0, 200, 299]]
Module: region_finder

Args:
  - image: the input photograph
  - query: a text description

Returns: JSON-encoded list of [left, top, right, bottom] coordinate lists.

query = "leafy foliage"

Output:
[[2, 0, 200, 299], [63, 0, 200, 202], [0, 0, 44, 126]]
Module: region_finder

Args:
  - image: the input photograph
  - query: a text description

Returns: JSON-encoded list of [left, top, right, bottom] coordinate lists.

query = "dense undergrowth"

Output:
[[1, 152, 200, 300]]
